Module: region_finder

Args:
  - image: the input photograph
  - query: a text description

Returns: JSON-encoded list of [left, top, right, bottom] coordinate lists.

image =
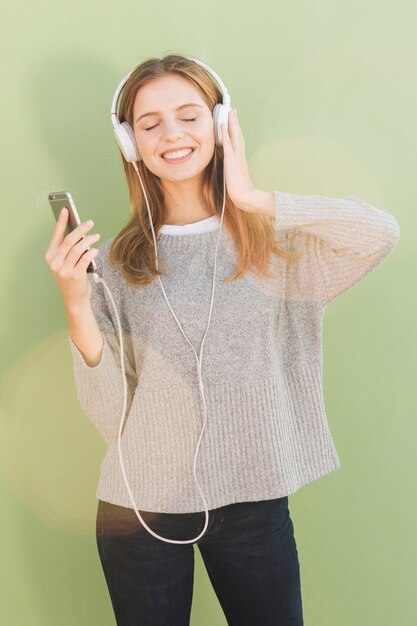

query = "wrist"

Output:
[[238, 188, 275, 218], [63, 297, 92, 317]]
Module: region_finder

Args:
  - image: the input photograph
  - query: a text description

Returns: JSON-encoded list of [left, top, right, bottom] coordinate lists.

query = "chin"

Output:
[[163, 171, 205, 184]]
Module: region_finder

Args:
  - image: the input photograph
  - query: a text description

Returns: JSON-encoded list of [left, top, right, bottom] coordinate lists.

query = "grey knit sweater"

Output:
[[68, 190, 400, 513]]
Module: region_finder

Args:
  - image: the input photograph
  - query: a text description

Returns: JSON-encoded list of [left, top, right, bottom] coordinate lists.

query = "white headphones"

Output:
[[110, 56, 231, 161], [96, 56, 231, 545]]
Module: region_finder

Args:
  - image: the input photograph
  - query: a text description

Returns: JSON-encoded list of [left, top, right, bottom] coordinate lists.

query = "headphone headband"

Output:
[[110, 56, 230, 124]]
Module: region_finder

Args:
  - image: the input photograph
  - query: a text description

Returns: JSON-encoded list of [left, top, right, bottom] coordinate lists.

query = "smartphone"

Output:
[[48, 191, 98, 274]]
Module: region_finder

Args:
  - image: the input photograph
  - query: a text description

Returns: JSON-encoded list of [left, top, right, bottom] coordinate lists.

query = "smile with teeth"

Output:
[[161, 148, 195, 160]]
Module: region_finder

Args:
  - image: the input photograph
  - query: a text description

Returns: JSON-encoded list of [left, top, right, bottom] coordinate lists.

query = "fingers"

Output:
[[45, 207, 70, 264], [75, 244, 100, 275], [221, 108, 244, 152], [221, 122, 229, 148], [45, 209, 96, 267], [50, 231, 100, 276], [57, 219, 97, 266], [230, 109, 244, 143], [70, 233, 101, 275], [49, 206, 70, 248]]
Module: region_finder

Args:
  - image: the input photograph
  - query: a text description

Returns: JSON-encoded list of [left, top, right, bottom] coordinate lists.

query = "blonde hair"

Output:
[[109, 53, 303, 286]]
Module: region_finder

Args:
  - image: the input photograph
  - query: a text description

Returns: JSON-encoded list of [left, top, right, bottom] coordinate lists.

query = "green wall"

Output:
[[1, 0, 414, 624]]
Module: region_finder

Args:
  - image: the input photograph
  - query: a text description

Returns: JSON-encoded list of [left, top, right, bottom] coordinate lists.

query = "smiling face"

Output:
[[132, 73, 216, 186]]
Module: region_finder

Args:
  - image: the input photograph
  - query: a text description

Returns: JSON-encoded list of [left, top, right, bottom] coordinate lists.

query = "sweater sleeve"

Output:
[[68, 245, 138, 444], [273, 190, 401, 305]]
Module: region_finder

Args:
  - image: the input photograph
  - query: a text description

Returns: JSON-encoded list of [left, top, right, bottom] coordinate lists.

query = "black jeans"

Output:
[[96, 496, 304, 626]]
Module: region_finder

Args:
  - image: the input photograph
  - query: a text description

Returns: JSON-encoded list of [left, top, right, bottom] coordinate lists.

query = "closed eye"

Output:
[[144, 118, 197, 132]]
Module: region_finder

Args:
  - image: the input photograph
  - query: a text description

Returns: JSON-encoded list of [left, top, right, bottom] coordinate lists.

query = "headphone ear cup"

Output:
[[213, 104, 231, 146], [114, 121, 142, 162]]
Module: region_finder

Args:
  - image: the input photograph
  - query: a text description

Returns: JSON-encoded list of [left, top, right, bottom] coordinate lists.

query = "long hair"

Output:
[[108, 54, 303, 286]]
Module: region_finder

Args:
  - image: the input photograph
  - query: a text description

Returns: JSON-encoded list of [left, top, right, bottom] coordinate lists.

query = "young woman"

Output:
[[45, 54, 400, 626]]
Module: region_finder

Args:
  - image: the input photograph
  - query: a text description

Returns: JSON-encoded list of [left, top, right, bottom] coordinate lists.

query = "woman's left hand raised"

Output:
[[221, 109, 257, 212]]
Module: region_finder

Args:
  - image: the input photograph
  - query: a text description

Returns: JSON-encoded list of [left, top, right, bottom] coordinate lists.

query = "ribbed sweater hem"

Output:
[[93, 362, 341, 514]]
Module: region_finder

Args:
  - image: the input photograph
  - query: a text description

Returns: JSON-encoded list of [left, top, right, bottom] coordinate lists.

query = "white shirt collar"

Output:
[[159, 214, 221, 235]]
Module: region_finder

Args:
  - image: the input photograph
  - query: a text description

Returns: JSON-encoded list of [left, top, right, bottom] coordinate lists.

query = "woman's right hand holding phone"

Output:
[[44, 207, 101, 311]]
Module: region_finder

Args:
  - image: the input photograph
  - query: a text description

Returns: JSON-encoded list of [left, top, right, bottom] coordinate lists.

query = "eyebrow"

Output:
[[135, 103, 204, 124]]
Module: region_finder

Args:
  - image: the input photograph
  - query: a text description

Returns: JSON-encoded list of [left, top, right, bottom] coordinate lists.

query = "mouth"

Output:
[[159, 147, 196, 164]]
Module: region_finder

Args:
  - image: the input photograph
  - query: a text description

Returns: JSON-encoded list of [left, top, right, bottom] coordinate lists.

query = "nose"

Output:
[[161, 119, 184, 142]]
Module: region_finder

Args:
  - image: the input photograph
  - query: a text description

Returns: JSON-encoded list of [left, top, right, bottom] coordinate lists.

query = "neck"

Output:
[[161, 177, 214, 225]]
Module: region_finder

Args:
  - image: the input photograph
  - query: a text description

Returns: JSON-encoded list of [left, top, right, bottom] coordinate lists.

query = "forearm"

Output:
[[65, 300, 104, 367], [238, 188, 276, 218]]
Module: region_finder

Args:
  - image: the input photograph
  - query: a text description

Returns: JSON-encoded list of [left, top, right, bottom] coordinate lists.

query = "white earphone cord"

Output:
[[93, 162, 227, 544]]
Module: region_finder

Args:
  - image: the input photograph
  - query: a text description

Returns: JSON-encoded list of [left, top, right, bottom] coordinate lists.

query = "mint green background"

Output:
[[1, 0, 414, 624]]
